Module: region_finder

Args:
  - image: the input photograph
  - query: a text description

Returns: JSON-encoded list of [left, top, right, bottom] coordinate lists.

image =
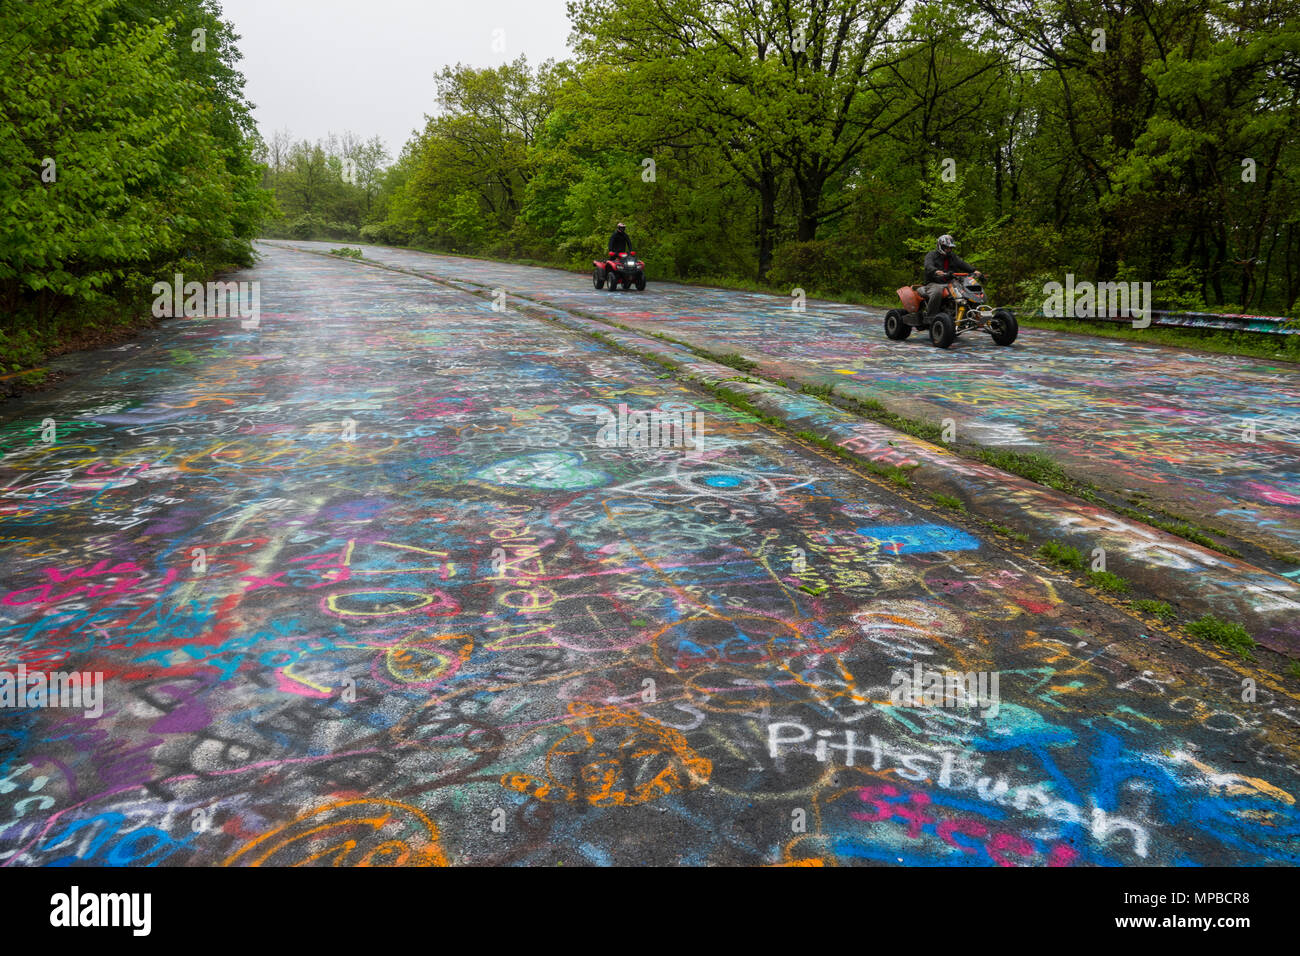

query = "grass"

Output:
[[1019, 314, 1300, 363], [985, 521, 1030, 542], [1108, 505, 1241, 556], [710, 386, 783, 428], [887, 470, 913, 488], [977, 448, 1242, 558], [800, 382, 835, 400], [1035, 543, 1130, 595], [931, 492, 966, 511], [1186, 614, 1256, 659], [792, 428, 916, 487], [981, 449, 1075, 490], [834, 395, 945, 442], [328, 247, 364, 258], [11, 368, 49, 388], [715, 352, 758, 373], [1132, 599, 1176, 620], [1087, 570, 1131, 593], [1037, 540, 1087, 571], [1289, 661, 1300, 681]]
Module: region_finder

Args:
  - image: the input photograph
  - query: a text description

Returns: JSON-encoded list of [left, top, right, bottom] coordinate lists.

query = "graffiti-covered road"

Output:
[[283, 241, 1300, 569], [2, 243, 1299, 867]]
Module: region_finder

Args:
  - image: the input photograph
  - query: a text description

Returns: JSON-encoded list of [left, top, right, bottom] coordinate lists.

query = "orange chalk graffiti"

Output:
[[223, 798, 447, 867], [501, 702, 712, 807]]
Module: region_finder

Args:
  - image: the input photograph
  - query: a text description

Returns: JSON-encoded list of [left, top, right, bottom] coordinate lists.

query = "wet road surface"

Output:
[[1, 243, 1297, 867], [285, 241, 1300, 569]]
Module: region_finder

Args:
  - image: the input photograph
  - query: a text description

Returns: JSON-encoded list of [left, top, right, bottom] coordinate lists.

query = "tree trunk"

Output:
[[994, 145, 1003, 211], [756, 161, 776, 281], [1096, 208, 1120, 281], [797, 186, 821, 242], [1211, 228, 1227, 305]]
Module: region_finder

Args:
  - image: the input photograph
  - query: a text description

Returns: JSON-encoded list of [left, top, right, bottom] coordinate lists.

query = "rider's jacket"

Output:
[[609, 230, 632, 254], [924, 249, 975, 284]]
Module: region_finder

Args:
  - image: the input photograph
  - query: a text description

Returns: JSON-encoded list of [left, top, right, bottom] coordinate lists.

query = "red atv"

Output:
[[593, 251, 646, 291]]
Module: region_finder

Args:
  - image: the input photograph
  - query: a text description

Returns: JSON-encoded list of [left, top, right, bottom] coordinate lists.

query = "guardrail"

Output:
[[1020, 308, 1299, 335]]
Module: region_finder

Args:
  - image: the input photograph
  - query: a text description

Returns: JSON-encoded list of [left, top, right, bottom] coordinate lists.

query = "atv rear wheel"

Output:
[[593, 268, 604, 290], [884, 309, 911, 340], [929, 313, 956, 349], [990, 309, 1018, 345]]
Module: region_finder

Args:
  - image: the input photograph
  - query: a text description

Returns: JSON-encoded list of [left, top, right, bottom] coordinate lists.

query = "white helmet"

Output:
[[937, 234, 956, 253]]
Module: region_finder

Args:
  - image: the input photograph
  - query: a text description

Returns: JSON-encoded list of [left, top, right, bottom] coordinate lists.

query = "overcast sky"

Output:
[[219, 0, 574, 159]]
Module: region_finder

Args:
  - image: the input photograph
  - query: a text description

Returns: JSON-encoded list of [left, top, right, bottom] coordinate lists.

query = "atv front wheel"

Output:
[[884, 309, 911, 340], [634, 275, 646, 291], [593, 268, 604, 290], [990, 309, 1018, 345], [929, 313, 956, 349], [605, 271, 619, 291]]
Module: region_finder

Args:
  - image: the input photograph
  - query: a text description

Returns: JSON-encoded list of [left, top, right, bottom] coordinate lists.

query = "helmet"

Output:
[[617, 222, 626, 231], [937, 234, 955, 253]]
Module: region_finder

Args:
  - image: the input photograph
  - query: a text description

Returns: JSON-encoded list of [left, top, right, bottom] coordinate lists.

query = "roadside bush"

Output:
[[0, 0, 268, 343], [360, 221, 415, 246], [768, 240, 861, 293], [288, 215, 327, 240], [1152, 264, 1207, 312]]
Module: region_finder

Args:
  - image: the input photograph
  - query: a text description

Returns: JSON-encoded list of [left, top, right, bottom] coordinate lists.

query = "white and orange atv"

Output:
[[885, 272, 1017, 348]]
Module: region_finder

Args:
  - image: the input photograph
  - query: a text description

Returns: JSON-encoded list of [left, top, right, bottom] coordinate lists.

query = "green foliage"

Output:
[[768, 241, 870, 294], [0, 327, 47, 370], [1186, 615, 1256, 659], [1037, 541, 1087, 572], [714, 353, 758, 372], [258, 130, 390, 240], [908, 162, 1006, 265], [269, 0, 1300, 320], [979, 449, 1074, 490], [1153, 265, 1208, 312], [986, 522, 1030, 543], [799, 383, 835, 399], [0, 0, 270, 361], [1132, 600, 1176, 620], [1088, 571, 1131, 594]]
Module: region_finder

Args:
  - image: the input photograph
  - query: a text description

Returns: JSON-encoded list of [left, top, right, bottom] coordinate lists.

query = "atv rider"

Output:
[[922, 234, 981, 319], [608, 222, 632, 256]]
